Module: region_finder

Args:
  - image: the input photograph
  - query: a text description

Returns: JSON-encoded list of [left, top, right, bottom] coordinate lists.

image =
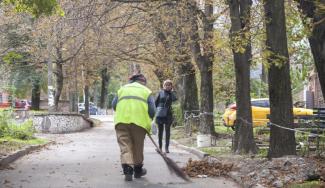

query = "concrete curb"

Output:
[[0, 141, 53, 167], [171, 140, 209, 159]]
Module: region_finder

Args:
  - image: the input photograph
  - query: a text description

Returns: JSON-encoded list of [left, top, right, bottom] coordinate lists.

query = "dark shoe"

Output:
[[122, 164, 133, 181], [165, 148, 169, 153], [134, 164, 147, 178], [125, 174, 133, 181]]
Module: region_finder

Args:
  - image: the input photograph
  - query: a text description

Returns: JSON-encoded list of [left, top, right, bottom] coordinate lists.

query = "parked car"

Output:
[[14, 100, 31, 110], [78, 102, 98, 115], [0, 102, 10, 108], [222, 98, 313, 128]]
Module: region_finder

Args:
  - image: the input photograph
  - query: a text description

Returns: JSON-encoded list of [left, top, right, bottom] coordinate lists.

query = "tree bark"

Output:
[[68, 69, 78, 112], [31, 78, 41, 110], [178, 60, 199, 113], [197, 56, 215, 134], [54, 62, 63, 112], [264, 0, 296, 158], [297, 0, 325, 102], [175, 55, 200, 133], [100, 67, 110, 109], [153, 68, 168, 88], [228, 0, 257, 154], [84, 84, 89, 118], [261, 64, 268, 83], [188, 1, 215, 135], [69, 91, 78, 112], [47, 57, 55, 112]]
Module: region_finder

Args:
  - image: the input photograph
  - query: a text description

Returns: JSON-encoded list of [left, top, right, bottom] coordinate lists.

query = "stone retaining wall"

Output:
[[33, 113, 93, 134]]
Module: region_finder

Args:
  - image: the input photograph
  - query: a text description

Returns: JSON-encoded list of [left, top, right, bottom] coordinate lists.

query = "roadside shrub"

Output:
[[214, 112, 223, 126], [0, 110, 11, 137], [172, 103, 183, 127], [7, 120, 35, 140], [0, 110, 35, 140]]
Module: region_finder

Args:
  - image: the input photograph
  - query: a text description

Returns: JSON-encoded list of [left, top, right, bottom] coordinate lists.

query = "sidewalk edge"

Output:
[[171, 140, 209, 159], [0, 141, 53, 167]]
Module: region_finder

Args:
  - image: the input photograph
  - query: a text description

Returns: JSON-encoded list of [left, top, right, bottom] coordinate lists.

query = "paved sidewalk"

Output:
[[0, 116, 239, 188]]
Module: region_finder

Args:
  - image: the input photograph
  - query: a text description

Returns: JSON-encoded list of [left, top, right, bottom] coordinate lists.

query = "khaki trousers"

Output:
[[115, 123, 146, 165]]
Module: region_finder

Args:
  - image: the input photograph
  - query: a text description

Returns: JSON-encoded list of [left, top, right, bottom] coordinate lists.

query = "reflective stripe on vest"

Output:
[[119, 96, 147, 103]]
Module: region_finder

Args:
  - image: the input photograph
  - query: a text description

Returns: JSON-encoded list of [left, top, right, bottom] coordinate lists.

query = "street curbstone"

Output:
[[171, 140, 209, 159], [0, 141, 53, 167]]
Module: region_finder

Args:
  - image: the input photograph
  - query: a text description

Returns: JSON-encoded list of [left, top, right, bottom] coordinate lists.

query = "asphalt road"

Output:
[[0, 115, 239, 188]]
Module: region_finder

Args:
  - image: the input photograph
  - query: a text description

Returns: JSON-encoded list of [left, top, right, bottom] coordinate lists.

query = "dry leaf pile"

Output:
[[183, 158, 233, 178]]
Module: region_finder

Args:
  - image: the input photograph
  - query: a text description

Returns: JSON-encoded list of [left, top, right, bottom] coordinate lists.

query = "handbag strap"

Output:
[[161, 91, 169, 108]]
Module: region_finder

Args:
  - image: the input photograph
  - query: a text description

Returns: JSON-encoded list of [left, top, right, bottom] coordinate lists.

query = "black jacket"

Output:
[[155, 90, 177, 124]]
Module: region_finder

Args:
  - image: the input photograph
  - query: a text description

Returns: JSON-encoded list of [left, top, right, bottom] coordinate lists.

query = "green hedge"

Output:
[[172, 103, 183, 127], [0, 110, 11, 137], [0, 110, 35, 140]]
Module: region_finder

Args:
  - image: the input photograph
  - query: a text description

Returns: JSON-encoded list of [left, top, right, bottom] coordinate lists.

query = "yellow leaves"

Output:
[[315, 2, 325, 15], [229, 33, 250, 54], [237, 46, 247, 54], [3, 0, 62, 18], [262, 49, 289, 69]]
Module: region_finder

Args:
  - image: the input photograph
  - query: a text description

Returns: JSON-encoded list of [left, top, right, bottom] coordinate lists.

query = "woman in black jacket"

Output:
[[155, 80, 177, 153]]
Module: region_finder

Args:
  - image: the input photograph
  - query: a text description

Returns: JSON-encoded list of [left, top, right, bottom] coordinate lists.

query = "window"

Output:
[[251, 100, 269, 107]]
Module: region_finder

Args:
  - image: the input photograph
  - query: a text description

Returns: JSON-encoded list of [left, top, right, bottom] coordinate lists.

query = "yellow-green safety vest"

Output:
[[114, 82, 152, 133]]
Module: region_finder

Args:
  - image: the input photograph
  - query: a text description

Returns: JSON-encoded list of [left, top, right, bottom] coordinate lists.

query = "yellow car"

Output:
[[222, 98, 313, 128]]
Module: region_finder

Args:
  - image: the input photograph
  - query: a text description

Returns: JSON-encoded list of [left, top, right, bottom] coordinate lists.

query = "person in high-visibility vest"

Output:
[[112, 74, 156, 181]]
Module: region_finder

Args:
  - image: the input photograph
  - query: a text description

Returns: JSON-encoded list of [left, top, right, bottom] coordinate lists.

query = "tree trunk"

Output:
[[47, 58, 55, 112], [31, 78, 41, 110], [68, 70, 78, 112], [69, 59, 78, 112], [297, 0, 325, 102], [153, 68, 168, 88], [228, 0, 257, 154], [100, 67, 110, 109], [261, 64, 268, 83], [129, 63, 141, 76], [179, 60, 199, 113], [84, 84, 89, 118], [54, 62, 63, 112], [309, 29, 325, 101], [69, 91, 78, 112], [175, 56, 200, 132], [264, 0, 296, 158], [189, 1, 215, 135]]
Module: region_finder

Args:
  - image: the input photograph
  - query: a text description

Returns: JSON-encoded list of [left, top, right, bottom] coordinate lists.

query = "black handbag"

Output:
[[156, 107, 168, 117]]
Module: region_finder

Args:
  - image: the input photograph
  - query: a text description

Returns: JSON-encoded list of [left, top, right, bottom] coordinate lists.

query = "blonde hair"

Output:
[[163, 79, 173, 89]]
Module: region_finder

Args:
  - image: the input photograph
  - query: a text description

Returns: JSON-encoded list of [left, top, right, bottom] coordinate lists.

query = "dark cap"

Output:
[[129, 74, 147, 84]]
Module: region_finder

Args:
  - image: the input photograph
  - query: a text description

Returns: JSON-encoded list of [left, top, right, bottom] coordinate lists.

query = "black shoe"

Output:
[[125, 174, 133, 181], [134, 164, 147, 178], [122, 164, 133, 181], [165, 148, 169, 153]]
